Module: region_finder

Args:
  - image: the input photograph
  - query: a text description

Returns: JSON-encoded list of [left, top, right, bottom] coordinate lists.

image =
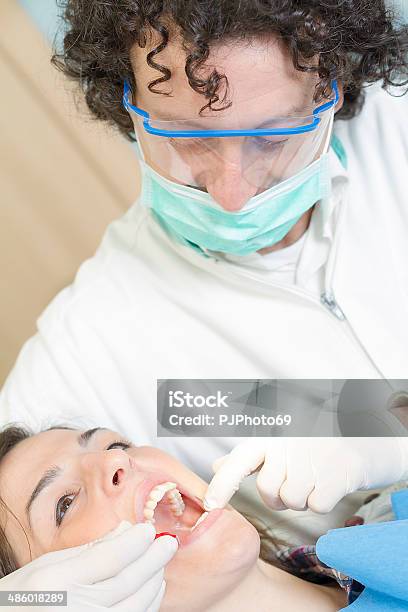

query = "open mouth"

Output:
[[137, 477, 223, 546]]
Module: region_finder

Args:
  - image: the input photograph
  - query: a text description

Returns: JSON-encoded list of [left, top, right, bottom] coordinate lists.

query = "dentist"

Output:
[[1, 0, 408, 608]]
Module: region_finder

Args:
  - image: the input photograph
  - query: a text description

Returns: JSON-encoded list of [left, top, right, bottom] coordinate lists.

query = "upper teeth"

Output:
[[143, 481, 186, 523]]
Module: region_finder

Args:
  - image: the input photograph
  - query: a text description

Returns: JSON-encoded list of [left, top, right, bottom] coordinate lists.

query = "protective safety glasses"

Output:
[[123, 79, 339, 191]]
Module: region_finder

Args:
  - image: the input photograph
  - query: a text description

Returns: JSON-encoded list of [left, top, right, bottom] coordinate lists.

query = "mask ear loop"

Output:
[[131, 118, 147, 163], [134, 138, 147, 163], [321, 104, 350, 303], [322, 108, 335, 156], [314, 107, 335, 206]]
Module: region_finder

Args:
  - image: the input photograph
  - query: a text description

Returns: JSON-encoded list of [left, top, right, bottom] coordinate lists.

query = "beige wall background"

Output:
[[0, 0, 141, 385]]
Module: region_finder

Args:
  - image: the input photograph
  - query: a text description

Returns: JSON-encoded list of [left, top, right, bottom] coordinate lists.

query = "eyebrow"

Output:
[[25, 427, 108, 528]]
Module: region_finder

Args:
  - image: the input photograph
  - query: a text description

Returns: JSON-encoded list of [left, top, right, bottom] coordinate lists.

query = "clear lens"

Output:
[[146, 112, 316, 133], [129, 92, 334, 192]]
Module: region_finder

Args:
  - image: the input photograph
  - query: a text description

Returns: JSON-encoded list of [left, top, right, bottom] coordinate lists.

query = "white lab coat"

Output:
[[1, 82, 407, 543]]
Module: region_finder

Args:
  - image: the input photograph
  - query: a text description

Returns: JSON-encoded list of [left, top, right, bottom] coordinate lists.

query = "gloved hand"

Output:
[[203, 437, 408, 514], [0, 521, 178, 611]]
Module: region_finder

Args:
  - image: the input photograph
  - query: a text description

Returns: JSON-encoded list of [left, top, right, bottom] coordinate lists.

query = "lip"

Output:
[[176, 507, 224, 547], [133, 471, 223, 547], [134, 471, 204, 521]]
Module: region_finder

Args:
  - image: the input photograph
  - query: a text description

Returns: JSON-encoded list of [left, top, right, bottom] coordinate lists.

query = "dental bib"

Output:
[[316, 488, 408, 611]]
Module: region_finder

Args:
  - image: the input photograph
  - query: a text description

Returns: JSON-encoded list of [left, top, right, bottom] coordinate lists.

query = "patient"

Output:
[[0, 425, 348, 611]]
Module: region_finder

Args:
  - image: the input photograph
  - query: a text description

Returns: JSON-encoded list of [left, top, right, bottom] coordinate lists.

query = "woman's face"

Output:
[[0, 428, 259, 610]]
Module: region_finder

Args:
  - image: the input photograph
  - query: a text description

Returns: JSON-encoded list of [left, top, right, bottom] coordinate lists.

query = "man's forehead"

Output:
[[130, 34, 317, 119]]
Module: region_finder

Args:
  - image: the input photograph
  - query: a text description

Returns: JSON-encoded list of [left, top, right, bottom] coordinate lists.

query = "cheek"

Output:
[[48, 510, 120, 552], [130, 448, 208, 494], [4, 516, 36, 568]]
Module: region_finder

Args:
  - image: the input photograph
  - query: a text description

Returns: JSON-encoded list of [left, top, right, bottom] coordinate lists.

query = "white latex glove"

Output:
[[203, 437, 408, 514], [0, 521, 178, 611]]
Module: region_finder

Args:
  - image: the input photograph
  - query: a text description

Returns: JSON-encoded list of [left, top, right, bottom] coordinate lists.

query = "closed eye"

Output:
[[106, 439, 133, 451], [255, 138, 288, 149]]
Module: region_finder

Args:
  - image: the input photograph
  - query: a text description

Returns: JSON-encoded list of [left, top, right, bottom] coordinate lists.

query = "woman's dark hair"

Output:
[[0, 424, 74, 578], [0, 426, 30, 578], [51, 0, 408, 142]]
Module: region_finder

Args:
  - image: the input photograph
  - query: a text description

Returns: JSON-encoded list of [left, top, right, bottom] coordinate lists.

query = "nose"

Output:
[[204, 149, 258, 212], [80, 450, 133, 498], [205, 165, 259, 211]]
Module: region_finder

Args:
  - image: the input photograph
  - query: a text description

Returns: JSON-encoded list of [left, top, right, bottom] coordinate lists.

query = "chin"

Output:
[[162, 507, 260, 611], [127, 446, 261, 607]]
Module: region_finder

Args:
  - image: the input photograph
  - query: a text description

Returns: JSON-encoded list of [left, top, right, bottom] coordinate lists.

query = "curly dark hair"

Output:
[[51, 0, 408, 142]]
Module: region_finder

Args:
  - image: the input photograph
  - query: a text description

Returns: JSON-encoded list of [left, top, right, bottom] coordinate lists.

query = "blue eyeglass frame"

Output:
[[123, 79, 338, 138]]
